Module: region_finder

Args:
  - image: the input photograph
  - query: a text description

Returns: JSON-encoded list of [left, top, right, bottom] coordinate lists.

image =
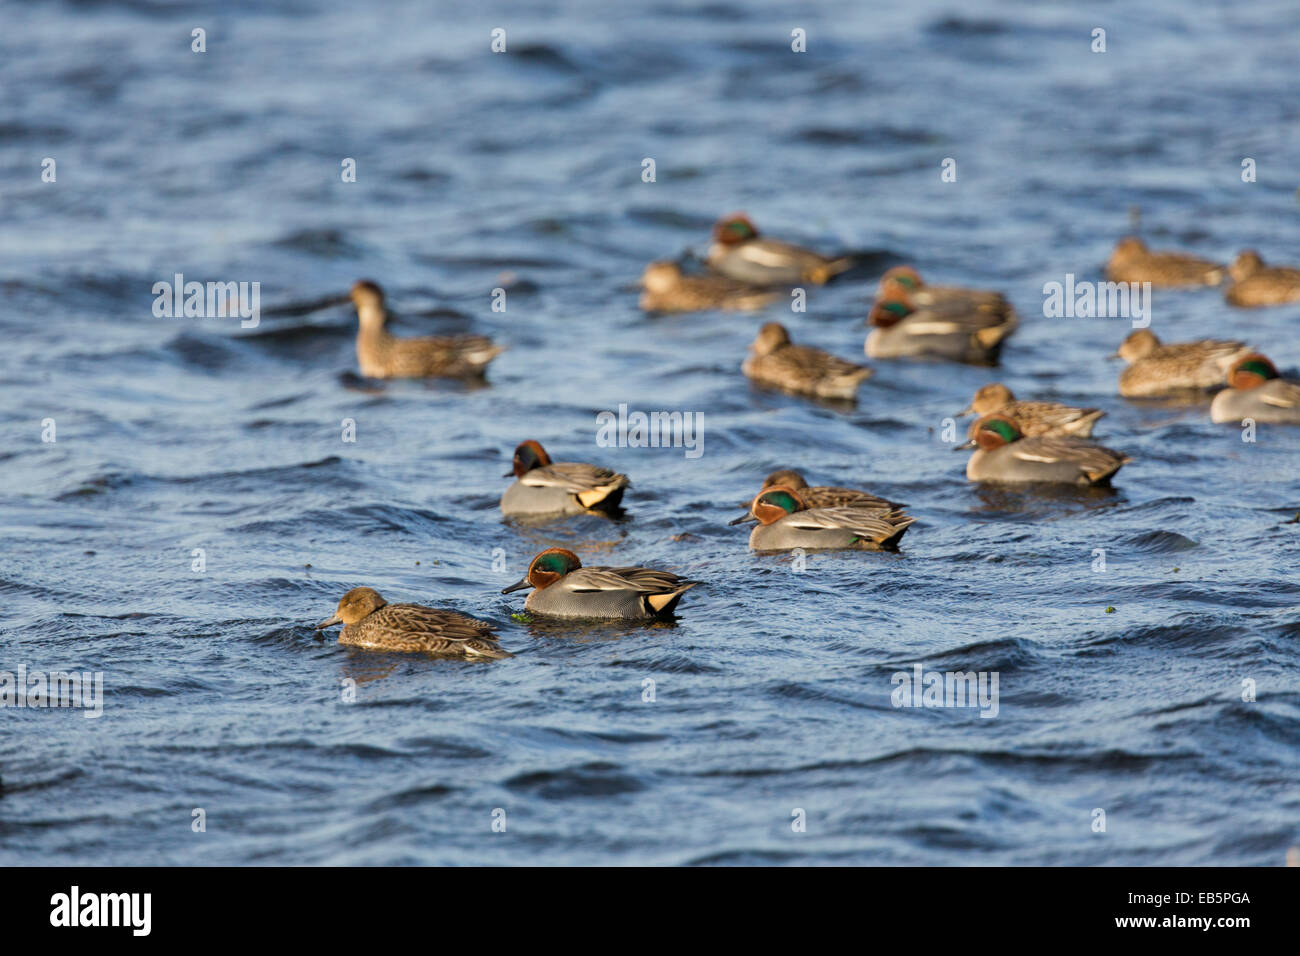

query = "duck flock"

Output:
[[316, 214, 1300, 660]]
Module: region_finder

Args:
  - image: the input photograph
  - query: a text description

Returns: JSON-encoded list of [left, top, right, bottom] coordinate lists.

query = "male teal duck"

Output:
[[639, 261, 781, 313], [501, 548, 698, 620], [315, 587, 511, 659], [865, 280, 1016, 365], [1210, 354, 1300, 424], [1224, 251, 1300, 307], [1114, 329, 1251, 397], [877, 266, 1009, 311], [959, 383, 1104, 438], [351, 280, 504, 379], [1105, 237, 1224, 287], [732, 468, 900, 519], [743, 322, 873, 400], [706, 213, 853, 286], [500, 440, 629, 516], [960, 415, 1131, 486], [738, 487, 916, 551]]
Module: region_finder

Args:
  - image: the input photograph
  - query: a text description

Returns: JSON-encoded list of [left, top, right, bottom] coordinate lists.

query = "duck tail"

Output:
[[466, 640, 514, 660], [879, 515, 917, 549], [470, 343, 507, 367], [576, 475, 630, 510], [808, 256, 855, 284], [645, 581, 699, 615], [974, 319, 1017, 350], [1086, 456, 1132, 486]]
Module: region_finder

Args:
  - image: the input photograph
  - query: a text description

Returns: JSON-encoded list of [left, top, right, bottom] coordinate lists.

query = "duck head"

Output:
[[761, 469, 810, 491], [878, 266, 925, 295], [867, 297, 912, 328], [751, 322, 792, 356], [1230, 249, 1265, 282], [1227, 353, 1278, 390], [351, 280, 387, 330], [506, 440, 552, 478], [746, 486, 807, 525], [317, 586, 387, 629], [960, 382, 1015, 416], [641, 261, 682, 294], [957, 414, 1023, 451], [712, 213, 760, 245], [1113, 328, 1161, 362], [729, 472, 811, 526], [502, 548, 582, 594], [1111, 236, 1147, 262]]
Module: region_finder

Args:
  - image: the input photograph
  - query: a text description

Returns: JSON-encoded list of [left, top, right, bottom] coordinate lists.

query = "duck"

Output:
[[958, 383, 1104, 438], [500, 440, 629, 516], [737, 486, 916, 551], [1223, 250, 1300, 307], [876, 266, 1010, 311], [1209, 354, 1300, 424], [706, 213, 853, 286], [732, 469, 900, 519], [315, 587, 511, 658], [865, 282, 1017, 365], [501, 548, 698, 620], [959, 414, 1131, 485], [1113, 329, 1252, 397], [743, 322, 873, 400], [639, 261, 781, 313], [1105, 236, 1225, 287], [351, 280, 504, 379]]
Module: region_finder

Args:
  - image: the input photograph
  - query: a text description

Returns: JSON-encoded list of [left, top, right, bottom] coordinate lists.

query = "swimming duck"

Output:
[[315, 587, 511, 658], [732, 469, 900, 519], [737, 486, 916, 551], [959, 383, 1105, 438], [351, 280, 504, 379], [501, 548, 698, 619], [1209, 354, 1300, 424], [1105, 237, 1225, 287], [639, 261, 781, 313], [877, 266, 1010, 311], [1113, 329, 1252, 397], [743, 322, 874, 400], [500, 440, 629, 516], [1224, 251, 1300, 307], [960, 415, 1131, 485], [706, 213, 853, 286], [865, 283, 1017, 365]]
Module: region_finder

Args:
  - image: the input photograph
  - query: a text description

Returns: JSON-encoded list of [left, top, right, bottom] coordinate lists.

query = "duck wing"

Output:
[[523, 462, 630, 494], [1259, 380, 1300, 408], [1013, 438, 1132, 481], [779, 506, 916, 541], [368, 603, 499, 641], [566, 566, 698, 594]]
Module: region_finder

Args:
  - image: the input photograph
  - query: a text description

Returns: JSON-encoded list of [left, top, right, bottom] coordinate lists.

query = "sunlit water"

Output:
[[1, 0, 1298, 865]]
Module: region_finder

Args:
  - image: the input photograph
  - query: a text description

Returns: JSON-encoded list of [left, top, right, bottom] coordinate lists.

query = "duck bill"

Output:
[[315, 614, 342, 630], [501, 578, 533, 594], [957, 404, 974, 416], [502, 469, 515, 478], [1106, 350, 1121, 360], [953, 439, 976, 451], [728, 513, 758, 526]]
